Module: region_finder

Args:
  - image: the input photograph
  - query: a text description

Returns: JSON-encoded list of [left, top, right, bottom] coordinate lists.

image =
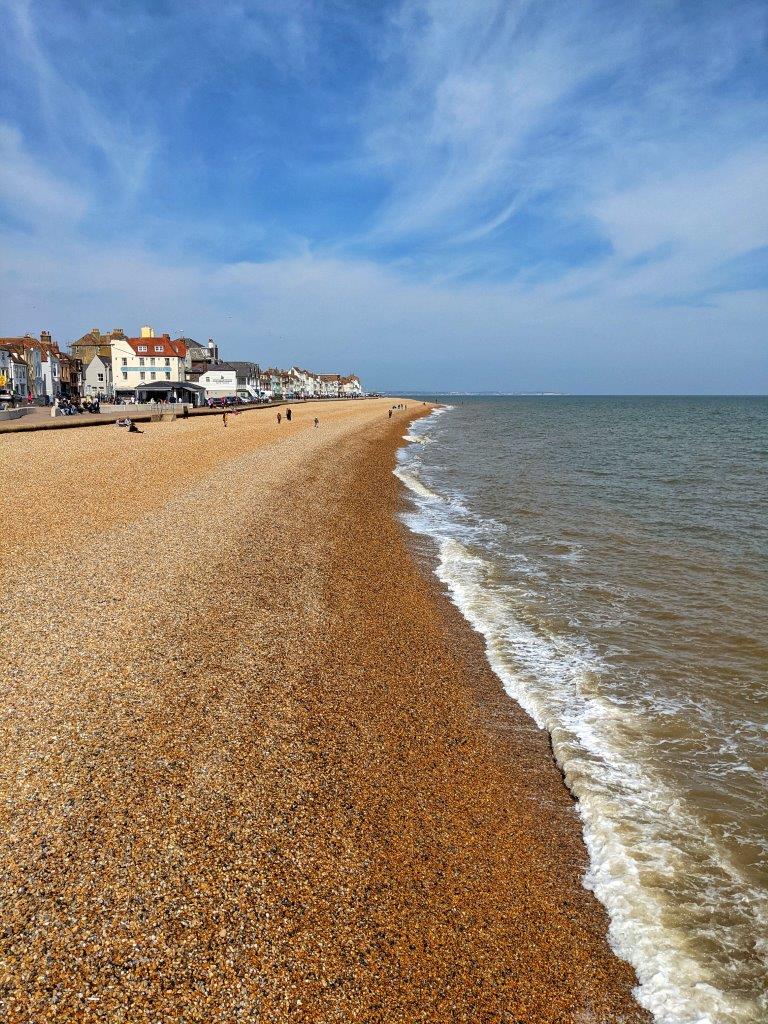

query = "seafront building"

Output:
[[110, 327, 188, 399], [83, 353, 113, 398], [0, 322, 363, 406], [191, 362, 239, 398], [0, 345, 29, 398], [0, 331, 82, 402]]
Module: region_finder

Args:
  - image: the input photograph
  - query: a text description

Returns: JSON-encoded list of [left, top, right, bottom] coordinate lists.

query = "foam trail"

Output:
[[393, 407, 767, 1024], [393, 466, 443, 502], [430, 536, 761, 1024]]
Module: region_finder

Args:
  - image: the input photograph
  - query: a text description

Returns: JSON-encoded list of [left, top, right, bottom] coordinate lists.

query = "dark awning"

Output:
[[134, 380, 206, 393]]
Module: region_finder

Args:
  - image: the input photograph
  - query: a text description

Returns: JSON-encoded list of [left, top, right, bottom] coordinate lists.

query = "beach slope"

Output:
[[0, 399, 647, 1022]]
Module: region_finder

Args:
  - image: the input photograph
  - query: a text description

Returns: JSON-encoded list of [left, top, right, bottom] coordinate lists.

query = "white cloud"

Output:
[[1, 233, 765, 393], [4, 0, 156, 197], [0, 122, 86, 225], [0, 0, 766, 392], [594, 147, 768, 262]]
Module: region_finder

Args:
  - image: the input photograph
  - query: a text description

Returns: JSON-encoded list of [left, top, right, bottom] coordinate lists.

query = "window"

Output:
[[150, 372, 156, 380], [150, 357, 155, 366], [140, 371, 146, 380], [122, 372, 127, 380], [164, 358, 170, 366], [97, 373, 104, 382], [139, 358, 145, 366], [165, 371, 170, 378], [154, 345, 164, 353], [121, 357, 127, 366], [138, 345, 147, 352]]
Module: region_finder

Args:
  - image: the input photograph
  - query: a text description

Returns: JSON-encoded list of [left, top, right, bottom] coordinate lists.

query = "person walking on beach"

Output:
[[222, 410, 228, 427], [277, 412, 282, 424], [286, 408, 292, 422], [388, 409, 392, 418], [314, 417, 319, 428]]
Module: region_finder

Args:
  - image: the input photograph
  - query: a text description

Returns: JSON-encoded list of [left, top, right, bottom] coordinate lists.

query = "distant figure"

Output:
[[314, 417, 319, 428], [182, 405, 189, 419], [277, 412, 282, 424], [286, 408, 292, 421], [127, 419, 142, 434], [388, 410, 392, 418], [222, 410, 228, 427]]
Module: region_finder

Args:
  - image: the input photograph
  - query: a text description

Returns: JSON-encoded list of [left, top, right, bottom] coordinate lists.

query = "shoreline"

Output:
[[0, 399, 648, 1021]]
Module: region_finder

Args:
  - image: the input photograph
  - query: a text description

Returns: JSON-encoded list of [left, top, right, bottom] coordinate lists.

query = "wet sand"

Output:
[[0, 399, 648, 1022]]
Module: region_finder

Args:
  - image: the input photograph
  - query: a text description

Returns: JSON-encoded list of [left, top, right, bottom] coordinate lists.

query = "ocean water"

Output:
[[395, 396, 768, 1024]]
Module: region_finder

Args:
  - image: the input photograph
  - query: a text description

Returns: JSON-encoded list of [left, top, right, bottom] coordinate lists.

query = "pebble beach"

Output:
[[0, 399, 648, 1023]]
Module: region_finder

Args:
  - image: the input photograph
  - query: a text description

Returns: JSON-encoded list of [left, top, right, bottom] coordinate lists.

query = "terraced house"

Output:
[[0, 345, 28, 398], [111, 326, 187, 398]]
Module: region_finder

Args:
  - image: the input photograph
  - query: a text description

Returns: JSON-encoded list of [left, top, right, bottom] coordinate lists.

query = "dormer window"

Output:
[[138, 345, 148, 352], [154, 345, 164, 353]]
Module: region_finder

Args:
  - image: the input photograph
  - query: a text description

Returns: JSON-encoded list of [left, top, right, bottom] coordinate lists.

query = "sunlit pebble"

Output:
[[0, 400, 646, 1022]]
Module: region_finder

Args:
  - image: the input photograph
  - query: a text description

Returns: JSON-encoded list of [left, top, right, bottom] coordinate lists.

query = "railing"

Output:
[[101, 402, 193, 414]]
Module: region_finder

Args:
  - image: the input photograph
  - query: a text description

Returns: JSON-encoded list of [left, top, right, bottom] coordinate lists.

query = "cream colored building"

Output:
[[111, 327, 187, 396]]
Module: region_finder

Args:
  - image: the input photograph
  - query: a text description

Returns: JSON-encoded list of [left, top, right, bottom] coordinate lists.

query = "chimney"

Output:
[[140, 325, 155, 338], [41, 330, 52, 346]]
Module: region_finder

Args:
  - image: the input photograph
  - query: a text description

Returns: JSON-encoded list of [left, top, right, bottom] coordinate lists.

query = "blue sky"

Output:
[[1, 0, 766, 392]]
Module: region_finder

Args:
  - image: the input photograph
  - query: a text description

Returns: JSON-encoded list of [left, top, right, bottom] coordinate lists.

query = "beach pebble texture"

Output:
[[0, 399, 648, 1022]]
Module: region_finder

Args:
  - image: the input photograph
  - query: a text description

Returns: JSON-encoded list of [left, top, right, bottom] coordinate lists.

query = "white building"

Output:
[[340, 374, 362, 396], [0, 347, 29, 398], [111, 327, 187, 396], [290, 366, 320, 396], [0, 347, 17, 396], [83, 354, 113, 398], [318, 374, 341, 398], [196, 363, 238, 398], [40, 345, 61, 400]]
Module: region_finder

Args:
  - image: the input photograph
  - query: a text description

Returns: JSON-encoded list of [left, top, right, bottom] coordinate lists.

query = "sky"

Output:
[[1, 0, 766, 393]]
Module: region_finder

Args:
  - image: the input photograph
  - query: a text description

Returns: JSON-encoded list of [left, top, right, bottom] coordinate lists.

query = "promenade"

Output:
[[0, 398, 356, 433]]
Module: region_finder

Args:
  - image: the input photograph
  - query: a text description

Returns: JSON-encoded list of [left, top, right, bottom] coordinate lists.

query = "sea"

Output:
[[394, 396, 767, 1024]]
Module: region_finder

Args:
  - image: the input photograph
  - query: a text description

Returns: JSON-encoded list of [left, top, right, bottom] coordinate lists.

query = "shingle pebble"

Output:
[[0, 400, 648, 1022]]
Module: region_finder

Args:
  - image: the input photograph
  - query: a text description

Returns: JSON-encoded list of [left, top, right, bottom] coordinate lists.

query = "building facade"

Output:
[[83, 354, 113, 398], [227, 361, 261, 399], [340, 374, 363, 396], [59, 354, 83, 399], [71, 327, 127, 368], [195, 363, 238, 398], [111, 328, 187, 396], [0, 346, 29, 398]]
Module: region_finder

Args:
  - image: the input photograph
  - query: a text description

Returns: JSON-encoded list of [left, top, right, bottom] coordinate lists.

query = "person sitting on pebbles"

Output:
[[116, 417, 142, 433]]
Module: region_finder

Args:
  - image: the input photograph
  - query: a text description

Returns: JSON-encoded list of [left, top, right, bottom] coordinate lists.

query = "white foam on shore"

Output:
[[393, 409, 767, 1024], [393, 466, 443, 501], [430, 536, 762, 1024]]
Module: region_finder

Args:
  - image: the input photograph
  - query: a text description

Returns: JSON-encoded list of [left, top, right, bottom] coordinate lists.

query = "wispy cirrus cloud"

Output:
[[0, 122, 86, 226], [352, 0, 768, 301], [2, 0, 157, 201], [0, 0, 766, 391]]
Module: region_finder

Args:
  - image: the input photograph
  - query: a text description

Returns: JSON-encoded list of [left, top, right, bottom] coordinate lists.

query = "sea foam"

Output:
[[393, 408, 767, 1024]]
